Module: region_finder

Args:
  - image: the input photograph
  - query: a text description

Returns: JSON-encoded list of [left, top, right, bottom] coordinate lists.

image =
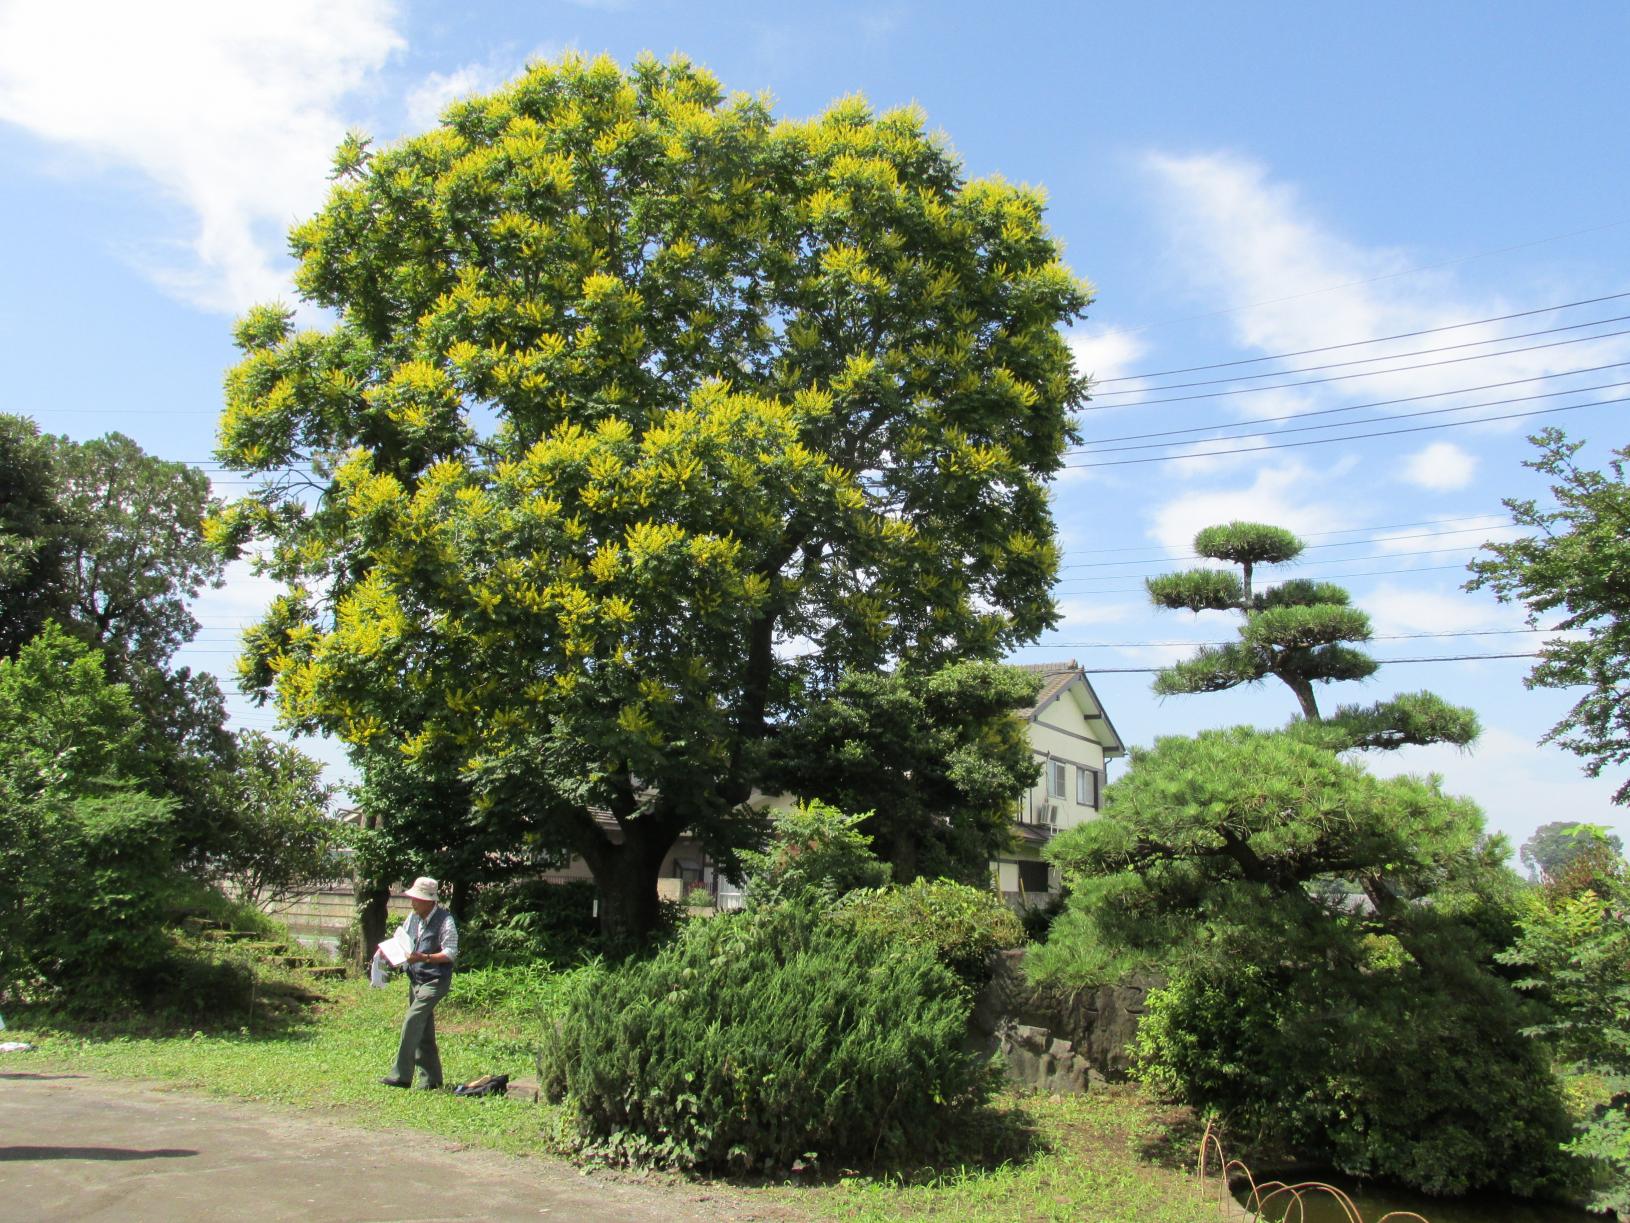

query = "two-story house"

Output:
[[992, 660, 1126, 906]]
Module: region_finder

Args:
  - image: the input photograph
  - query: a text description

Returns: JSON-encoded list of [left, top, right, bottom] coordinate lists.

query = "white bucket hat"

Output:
[[402, 876, 439, 902]]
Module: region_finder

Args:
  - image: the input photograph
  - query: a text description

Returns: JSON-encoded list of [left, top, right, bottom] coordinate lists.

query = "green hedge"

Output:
[[537, 902, 994, 1171]]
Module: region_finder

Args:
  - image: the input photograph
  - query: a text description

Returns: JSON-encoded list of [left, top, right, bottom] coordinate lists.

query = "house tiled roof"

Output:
[[1012, 659, 1083, 718]]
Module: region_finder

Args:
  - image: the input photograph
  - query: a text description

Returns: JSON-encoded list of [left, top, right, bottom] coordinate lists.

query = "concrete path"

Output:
[[0, 1072, 791, 1222]]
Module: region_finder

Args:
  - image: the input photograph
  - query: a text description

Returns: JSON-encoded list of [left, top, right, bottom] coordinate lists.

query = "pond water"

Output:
[[1234, 1173, 1603, 1223]]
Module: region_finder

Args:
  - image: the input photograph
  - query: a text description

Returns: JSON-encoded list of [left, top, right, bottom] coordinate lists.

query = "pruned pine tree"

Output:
[[1146, 521, 1477, 750]]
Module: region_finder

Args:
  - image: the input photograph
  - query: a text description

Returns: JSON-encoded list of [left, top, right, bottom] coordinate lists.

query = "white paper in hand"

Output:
[[379, 928, 413, 967]]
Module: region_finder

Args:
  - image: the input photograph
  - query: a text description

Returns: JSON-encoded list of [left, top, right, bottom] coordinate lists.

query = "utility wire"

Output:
[[1054, 563, 1476, 594], [1089, 312, 1630, 396], [1054, 514, 1507, 557], [1082, 652, 1542, 673], [1073, 360, 1630, 447], [1082, 325, 1630, 411], [1090, 289, 1630, 382], [1078, 219, 1630, 340], [1087, 379, 1630, 456], [1058, 549, 1490, 587], [1050, 629, 1547, 647], [1063, 394, 1624, 469], [1059, 531, 1516, 572]]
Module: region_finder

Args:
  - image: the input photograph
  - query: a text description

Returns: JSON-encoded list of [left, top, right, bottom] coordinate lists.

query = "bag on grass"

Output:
[[453, 1073, 509, 1097]]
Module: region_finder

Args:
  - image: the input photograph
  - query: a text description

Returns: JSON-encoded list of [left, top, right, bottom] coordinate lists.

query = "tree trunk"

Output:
[[447, 877, 475, 925], [575, 811, 683, 945], [1281, 672, 1322, 722], [355, 879, 389, 966]]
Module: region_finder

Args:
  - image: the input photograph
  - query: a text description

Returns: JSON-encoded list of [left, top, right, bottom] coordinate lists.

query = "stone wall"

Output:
[[969, 948, 1158, 1094]]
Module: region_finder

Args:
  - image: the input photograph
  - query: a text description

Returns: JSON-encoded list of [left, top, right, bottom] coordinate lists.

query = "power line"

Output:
[[1087, 380, 1630, 457], [1062, 394, 1624, 470], [1089, 312, 1630, 396], [1073, 360, 1630, 447], [1077, 219, 1630, 341], [1056, 534, 1512, 577], [1054, 563, 1476, 595], [1055, 514, 1507, 557], [1082, 325, 1630, 411], [1090, 289, 1630, 382], [1049, 628, 1548, 647], [1083, 652, 1542, 674]]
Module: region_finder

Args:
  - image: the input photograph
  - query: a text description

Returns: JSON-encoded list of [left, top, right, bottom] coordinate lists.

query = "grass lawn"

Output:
[[5, 970, 1224, 1222]]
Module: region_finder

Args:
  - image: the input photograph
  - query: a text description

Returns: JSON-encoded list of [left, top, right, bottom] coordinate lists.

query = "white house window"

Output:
[[1076, 766, 1100, 808], [1049, 760, 1067, 799]]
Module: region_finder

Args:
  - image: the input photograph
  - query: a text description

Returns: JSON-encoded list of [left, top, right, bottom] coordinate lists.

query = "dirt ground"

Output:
[[0, 1071, 792, 1222]]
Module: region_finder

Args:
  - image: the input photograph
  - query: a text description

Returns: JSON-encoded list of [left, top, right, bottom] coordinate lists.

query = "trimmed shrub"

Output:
[[836, 877, 1024, 990], [537, 902, 994, 1171]]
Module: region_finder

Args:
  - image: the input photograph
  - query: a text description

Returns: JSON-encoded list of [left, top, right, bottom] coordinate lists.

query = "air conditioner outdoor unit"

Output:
[[1037, 803, 1060, 827]]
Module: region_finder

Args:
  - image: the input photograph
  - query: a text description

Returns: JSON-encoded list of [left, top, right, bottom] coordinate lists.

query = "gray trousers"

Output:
[[391, 977, 449, 1086]]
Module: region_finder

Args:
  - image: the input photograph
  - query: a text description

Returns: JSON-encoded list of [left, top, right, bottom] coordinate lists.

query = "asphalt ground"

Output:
[[0, 1071, 787, 1222]]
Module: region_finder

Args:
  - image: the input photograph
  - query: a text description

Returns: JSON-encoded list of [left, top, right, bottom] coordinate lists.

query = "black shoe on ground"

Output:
[[379, 1077, 409, 1088]]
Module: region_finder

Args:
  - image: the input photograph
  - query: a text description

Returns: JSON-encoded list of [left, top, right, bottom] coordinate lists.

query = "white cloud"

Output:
[[0, 0, 404, 312], [1052, 599, 1141, 628], [1140, 151, 1630, 420], [1148, 459, 1356, 555], [1400, 441, 1478, 491], [1368, 726, 1629, 853], [1069, 329, 1150, 391], [405, 64, 501, 133], [1362, 582, 1510, 636]]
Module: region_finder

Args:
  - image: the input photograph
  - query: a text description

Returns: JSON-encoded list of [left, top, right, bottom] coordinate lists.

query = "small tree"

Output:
[[1147, 520, 1477, 750], [738, 799, 889, 907], [0, 625, 181, 1007], [1520, 819, 1626, 885], [1469, 427, 1630, 802], [212, 732, 344, 906], [1499, 834, 1630, 1216], [0, 415, 72, 659], [765, 661, 1040, 882]]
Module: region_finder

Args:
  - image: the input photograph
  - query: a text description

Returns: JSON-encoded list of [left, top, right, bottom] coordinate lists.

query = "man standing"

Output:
[[378, 876, 458, 1089]]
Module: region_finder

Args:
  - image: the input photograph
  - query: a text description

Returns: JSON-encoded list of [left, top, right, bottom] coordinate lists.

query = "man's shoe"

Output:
[[379, 1077, 409, 1088], [421, 1082, 443, 1091]]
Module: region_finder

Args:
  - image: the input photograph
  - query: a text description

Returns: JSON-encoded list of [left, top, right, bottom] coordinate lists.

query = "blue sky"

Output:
[[3, 1, 1627, 853]]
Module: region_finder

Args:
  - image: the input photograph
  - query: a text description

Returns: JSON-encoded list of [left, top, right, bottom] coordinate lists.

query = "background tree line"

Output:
[[0, 415, 341, 1010]]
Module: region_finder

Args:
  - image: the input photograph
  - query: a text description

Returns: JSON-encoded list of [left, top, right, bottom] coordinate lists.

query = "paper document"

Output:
[[379, 928, 413, 967]]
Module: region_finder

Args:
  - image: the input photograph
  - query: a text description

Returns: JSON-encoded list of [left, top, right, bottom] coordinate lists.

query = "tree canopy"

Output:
[[0, 415, 71, 659], [213, 54, 1091, 936], [1147, 519, 1478, 750], [1469, 427, 1630, 802], [1520, 819, 1626, 884], [764, 660, 1040, 882]]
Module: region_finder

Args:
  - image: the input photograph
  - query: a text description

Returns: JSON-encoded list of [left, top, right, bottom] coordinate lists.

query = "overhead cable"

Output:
[[1088, 289, 1630, 383], [1062, 394, 1624, 469], [1089, 312, 1630, 396], [1081, 326, 1630, 411]]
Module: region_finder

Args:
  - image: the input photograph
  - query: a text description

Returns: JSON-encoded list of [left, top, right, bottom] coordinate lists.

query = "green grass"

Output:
[[6, 969, 1220, 1221], [9, 972, 558, 1155]]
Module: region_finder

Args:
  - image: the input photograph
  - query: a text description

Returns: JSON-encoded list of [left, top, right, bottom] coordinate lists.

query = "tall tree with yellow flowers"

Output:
[[213, 54, 1091, 938]]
